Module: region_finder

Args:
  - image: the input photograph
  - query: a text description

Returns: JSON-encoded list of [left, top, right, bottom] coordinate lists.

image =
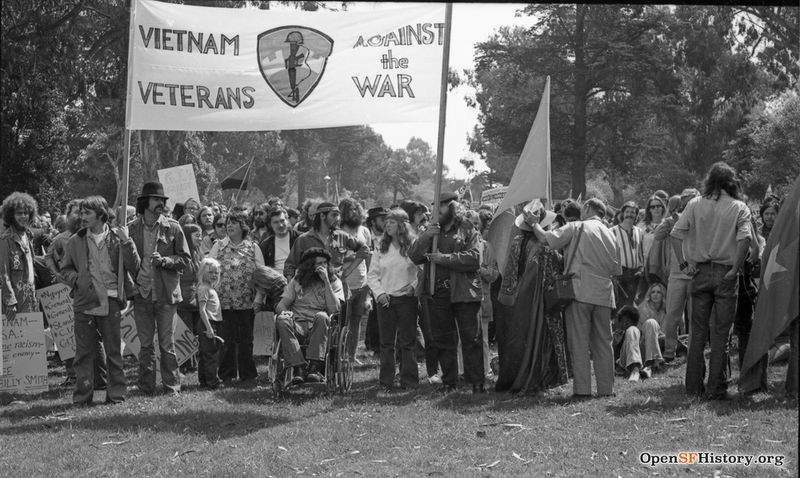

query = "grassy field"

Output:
[[1, 350, 796, 478]]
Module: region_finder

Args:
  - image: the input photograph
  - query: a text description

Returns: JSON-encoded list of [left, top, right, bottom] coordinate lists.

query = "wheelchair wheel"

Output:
[[325, 344, 337, 395], [336, 325, 354, 393]]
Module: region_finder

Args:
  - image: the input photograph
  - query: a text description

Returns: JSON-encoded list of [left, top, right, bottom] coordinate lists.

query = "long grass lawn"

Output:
[[1, 351, 796, 477]]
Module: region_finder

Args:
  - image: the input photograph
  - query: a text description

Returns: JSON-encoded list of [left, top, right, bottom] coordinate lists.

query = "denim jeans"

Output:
[[133, 296, 180, 393], [276, 311, 329, 367], [685, 263, 738, 397], [377, 295, 419, 387], [663, 276, 692, 359], [73, 300, 125, 404], [426, 288, 483, 386], [345, 286, 369, 358]]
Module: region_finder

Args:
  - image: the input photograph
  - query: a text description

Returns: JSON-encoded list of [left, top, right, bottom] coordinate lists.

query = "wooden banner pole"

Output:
[[430, 3, 453, 295], [117, 0, 137, 300]]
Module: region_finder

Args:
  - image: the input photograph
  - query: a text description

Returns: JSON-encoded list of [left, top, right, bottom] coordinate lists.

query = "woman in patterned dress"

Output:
[[495, 205, 569, 394], [209, 210, 265, 383]]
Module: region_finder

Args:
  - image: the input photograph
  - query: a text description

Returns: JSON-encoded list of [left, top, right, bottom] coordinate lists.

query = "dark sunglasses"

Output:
[[215, 223, 225, 227]]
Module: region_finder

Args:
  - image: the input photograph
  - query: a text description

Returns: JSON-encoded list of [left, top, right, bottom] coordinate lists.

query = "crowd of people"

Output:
[[0, 160, 796, 406]]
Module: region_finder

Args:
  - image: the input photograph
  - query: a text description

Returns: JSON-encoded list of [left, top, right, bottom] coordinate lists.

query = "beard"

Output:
[[439, 208, 453, 227], [254, 217, 266, 229], [373, 223, 385, 234], [343, 216, 362, 229]]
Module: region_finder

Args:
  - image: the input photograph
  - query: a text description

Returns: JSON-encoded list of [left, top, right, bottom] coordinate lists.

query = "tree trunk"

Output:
[[572, 4, 589, 199]]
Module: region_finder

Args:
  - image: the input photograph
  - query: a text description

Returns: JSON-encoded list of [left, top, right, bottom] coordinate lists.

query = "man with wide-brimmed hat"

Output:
[[129, 181, 191, 395], [366, 206, 389, 250]]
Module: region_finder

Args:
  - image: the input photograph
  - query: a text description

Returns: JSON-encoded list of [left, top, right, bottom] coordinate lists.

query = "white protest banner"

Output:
[[1, 313, 49, 394], [481, 187, 508, 210], [128, 0, 446, 131], [157, 164, 201, 206], [253, 311, 274, 357], [36, 283, 76, 360]]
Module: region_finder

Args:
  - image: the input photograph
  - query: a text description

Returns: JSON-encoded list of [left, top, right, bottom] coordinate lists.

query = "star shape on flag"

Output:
[[762, 243, 787, 291]]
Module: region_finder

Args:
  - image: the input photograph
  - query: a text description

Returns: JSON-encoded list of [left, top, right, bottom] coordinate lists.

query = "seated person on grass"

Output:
[[613, 305, 664, 381], [275, 247, 343, 385]]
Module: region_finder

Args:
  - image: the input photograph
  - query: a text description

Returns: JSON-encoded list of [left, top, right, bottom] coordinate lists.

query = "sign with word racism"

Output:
[[481, 187, 508, 210], [157, 164, 200, 206], [36, 284, 76, 360], [120, 308, 198, 366], [128, 0, 445, 131], [1, 313, 49, 394]]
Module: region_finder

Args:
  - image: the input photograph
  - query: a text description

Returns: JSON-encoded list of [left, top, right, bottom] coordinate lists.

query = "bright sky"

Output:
[[361, 3, 536, 179]]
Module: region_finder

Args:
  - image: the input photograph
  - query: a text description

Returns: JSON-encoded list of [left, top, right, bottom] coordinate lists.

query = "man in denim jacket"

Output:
[[129, 182, 191, 395]]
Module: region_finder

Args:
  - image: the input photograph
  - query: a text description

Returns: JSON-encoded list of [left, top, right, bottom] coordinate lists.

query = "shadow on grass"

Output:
[[0, 408, 292, 441]]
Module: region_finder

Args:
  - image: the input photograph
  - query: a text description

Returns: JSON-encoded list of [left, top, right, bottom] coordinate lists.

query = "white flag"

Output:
[[127, 0, 446, 131]]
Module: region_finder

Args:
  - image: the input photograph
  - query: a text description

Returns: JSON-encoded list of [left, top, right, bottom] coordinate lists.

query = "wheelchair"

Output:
[[268, 307, 354, 398]]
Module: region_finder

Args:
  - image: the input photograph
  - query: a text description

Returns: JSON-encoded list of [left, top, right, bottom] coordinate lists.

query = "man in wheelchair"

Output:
[[275, 247, 344, 385]]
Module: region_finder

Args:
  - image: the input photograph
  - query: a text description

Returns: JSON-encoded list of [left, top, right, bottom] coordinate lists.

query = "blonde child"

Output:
[[197, 258, 224, 389]]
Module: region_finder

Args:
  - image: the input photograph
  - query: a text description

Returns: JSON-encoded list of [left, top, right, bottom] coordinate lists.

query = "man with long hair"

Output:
[[129, 182, 191, 395], [409, 193, 485, 393], [338, 198, 373, 360], [283, 201, 369, 280], [275, 247, 343, 384], [671, 162, 752, 400], [60, 196, 140, 405]]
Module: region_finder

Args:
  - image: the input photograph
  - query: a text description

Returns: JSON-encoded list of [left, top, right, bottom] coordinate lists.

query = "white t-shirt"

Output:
[[274, 233, 291, 274]]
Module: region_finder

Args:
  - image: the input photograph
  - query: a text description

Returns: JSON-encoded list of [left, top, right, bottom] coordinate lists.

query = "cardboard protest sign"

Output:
[[481, 187, 508, 210], [120, 308, 198, 366], [253, 311, 274, 357], [157, 164, 201, 206], [120, 307, 140, 357], [36, 283, 76, 360], [128, 0, 445, 131], [1, 313, 49, 394]]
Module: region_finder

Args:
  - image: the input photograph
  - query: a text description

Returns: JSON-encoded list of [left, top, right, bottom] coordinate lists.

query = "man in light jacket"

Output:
[[60, 196, 140, 405]]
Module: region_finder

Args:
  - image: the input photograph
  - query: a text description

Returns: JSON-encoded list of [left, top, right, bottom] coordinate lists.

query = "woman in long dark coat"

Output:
[[495, 209, 568, 394]]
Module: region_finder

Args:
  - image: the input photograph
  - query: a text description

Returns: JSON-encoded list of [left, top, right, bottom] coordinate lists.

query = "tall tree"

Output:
[[470, 5, 674, 198]]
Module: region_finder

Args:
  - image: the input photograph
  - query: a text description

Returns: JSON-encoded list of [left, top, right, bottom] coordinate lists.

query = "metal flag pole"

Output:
[[117, 0, 137, 300], [429, 3, 453, 295]]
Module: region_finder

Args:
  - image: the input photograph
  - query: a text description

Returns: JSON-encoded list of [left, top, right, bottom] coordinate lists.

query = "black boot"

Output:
[[289, 366, 305, 386], [306, 360, 324, 383]]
